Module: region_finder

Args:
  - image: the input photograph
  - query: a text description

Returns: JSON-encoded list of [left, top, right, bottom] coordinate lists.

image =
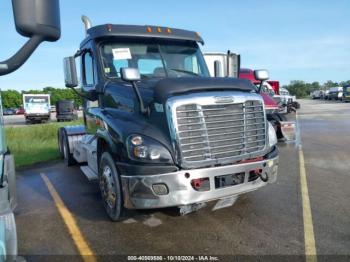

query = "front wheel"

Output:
[[62, 131, 76, 166], [99, 152, 126, 221]]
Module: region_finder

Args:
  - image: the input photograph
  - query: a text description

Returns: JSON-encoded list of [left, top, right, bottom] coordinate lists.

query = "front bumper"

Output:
[[121, 151, 279, 209], [26, 114, 50, 120]]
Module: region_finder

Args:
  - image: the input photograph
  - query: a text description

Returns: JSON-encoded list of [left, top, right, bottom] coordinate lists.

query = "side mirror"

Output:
[[121, 68, 141, 82], [64, 57, 78, 88], [0, 0, 61, 76], [254, 69, 269, 81], [214, 61, 222, 77], [13, 0, 61, 41]]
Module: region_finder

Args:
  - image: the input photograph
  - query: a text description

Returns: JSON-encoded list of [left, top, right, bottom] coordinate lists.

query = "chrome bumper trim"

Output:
[[121, 156, 278, 209]]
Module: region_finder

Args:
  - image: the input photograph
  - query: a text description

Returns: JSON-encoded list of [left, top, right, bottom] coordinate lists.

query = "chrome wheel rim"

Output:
[[100, 165, 116, 208]]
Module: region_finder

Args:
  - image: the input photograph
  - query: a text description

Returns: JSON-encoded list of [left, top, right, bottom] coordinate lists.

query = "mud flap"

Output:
[[280, 121, 296, 141]]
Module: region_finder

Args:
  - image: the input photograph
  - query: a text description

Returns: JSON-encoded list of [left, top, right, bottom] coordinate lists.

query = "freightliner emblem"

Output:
[[214, 96, 234, 103]]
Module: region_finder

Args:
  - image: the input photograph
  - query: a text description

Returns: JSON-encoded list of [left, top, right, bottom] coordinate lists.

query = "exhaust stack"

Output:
[[81, 15, 92, 36]]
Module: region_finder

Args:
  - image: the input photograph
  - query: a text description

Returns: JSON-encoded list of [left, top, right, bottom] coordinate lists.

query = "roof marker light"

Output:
[[147, 27, 152, 33], [157, 27, 162, 33], [166, 28, 172, 34]]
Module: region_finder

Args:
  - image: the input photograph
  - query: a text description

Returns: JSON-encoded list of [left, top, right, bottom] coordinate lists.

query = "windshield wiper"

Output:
[[169, 68, 199, 76]]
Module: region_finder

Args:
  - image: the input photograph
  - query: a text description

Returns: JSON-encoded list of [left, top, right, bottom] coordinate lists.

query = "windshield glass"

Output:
[[254, 84, 275, 97], [100, 40, 209, 79]]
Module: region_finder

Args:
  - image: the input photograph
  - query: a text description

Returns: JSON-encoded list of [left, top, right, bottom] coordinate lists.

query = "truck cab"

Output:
[[343, 86, 350, 102], [23, 94, 51, 123], [59, 19, 279, 221]]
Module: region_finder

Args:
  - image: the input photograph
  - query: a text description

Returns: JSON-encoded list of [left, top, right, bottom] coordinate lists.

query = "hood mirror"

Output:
[[254, 69, 269, 81], [121, 68, 141, 82]]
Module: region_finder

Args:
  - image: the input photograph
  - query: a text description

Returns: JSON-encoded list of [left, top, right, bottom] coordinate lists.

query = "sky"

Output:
[[0, 0, 349, 91]]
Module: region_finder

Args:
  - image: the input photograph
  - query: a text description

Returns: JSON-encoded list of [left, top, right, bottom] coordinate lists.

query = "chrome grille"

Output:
[[172, 98, 266, 165]]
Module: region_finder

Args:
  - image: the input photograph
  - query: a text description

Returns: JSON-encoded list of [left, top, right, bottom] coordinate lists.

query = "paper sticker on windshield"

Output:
[[112, 48, 132, 60]]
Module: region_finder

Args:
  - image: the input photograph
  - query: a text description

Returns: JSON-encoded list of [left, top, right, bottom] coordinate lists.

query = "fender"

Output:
[[96, 128, 120, 164]]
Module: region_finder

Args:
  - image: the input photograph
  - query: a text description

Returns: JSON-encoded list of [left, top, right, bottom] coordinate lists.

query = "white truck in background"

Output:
[[23, 94, 51, 123], [204, 51, 240, 78]]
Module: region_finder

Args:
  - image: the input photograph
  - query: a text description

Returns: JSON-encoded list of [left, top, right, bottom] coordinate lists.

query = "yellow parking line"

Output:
[[296, 112, 317, 262], [41, 173, 97, 262], [299, 147, 317, 261]]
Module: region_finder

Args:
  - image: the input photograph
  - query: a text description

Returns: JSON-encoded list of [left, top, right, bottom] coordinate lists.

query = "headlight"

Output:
[[127, 135, 173, 164], [268, 122, 277, 147]]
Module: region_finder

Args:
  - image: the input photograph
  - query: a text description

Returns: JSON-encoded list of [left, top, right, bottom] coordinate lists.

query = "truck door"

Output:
[[81, 50, 99, 134]]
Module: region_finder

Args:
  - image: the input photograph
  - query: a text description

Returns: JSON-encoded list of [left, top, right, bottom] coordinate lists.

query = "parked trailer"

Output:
[[56, 100, 78, 122], [58, 17, 279, 221], [328, 87, 343, 101], [343, 86, 350, 102], [204, 51, 240, 78]]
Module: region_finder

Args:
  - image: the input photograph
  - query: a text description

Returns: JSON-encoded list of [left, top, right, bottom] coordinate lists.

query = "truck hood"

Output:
[[153, 77, 255, 103], [261, 93, 279, 109]]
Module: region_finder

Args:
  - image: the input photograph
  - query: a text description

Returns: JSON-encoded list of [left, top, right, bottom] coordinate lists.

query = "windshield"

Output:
[[254, 84, 275, 97], [100, 40, 210, 79], [24, 96, 48, 104]]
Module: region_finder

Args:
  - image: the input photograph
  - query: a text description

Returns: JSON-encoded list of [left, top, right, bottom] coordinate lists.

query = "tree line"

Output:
[[283, 80, 350, 98], [2, 80, 350, 108], [1, 87, 83, 109]]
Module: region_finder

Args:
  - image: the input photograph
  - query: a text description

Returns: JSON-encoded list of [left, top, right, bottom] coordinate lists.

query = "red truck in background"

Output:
[[267, 80, 280, 95], [239, 68, 280, 114], [203, 52, 296, 141], [239, 68, 296, 140], [240, 68, 299, 113]]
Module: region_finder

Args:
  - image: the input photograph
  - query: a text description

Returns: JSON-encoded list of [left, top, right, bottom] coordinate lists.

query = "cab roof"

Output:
[[82, 24, 204, 46]]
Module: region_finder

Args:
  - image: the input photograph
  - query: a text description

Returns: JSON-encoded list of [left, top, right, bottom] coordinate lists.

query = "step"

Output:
[[80, 165, 98, 182]]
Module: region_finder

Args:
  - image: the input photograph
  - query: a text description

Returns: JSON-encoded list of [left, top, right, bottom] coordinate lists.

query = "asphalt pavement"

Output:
[[14, 99, 350, 261]]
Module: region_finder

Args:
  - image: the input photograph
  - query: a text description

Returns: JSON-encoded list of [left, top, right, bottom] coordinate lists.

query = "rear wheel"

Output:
[[99, 152, 126, 221]]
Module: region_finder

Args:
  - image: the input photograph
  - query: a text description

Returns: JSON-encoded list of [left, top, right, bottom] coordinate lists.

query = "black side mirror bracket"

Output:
[[0, 35, 43, 76], [0, 0, 61, 76], [120, 68, 148, 115]]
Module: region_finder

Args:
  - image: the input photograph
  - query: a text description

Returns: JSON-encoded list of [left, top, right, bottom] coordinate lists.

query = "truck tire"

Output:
[[58, 128, 64, 158], [268, 113, 285, 139], [276, 113, 287, 122], [99, 151, 126, 222], [62, 131, 76, 166]]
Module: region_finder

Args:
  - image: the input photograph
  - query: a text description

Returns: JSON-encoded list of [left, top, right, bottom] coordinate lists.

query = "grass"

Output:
[[5, 120, 83, 168]]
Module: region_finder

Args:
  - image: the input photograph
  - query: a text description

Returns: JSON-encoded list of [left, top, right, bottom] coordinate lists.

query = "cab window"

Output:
[[83, 52, 94, 86]]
